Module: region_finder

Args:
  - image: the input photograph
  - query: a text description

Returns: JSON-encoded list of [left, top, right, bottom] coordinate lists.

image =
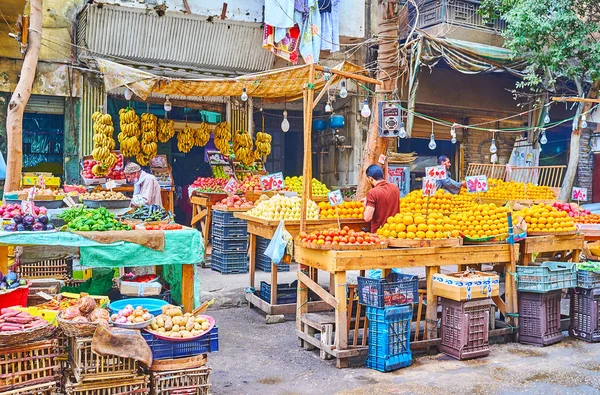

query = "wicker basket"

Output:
[[0, 340, 59, 392], [57, 316, 100, 338], [150, 365, 211, 395], [0, 320, 56, 348], [69, 336, 139, 383]]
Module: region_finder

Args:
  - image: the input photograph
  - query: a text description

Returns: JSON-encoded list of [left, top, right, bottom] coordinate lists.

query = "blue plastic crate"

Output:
[[358, 273, 418, 308], [142, 327, 219, 360], [577, 270, 600, 289], [516, 262, 577, 293], [212, 237, 248, 252], [260, 281, 297, 305], [256, 260, 290, 272], [212, 209, 247, 226], [366, 305, 412, 372], [212, 224, 248, 239], [211, 250, 248, 274]]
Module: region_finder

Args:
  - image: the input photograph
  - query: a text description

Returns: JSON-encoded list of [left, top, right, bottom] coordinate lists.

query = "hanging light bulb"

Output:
[[241, 88, 248, 102], [361, 99, 371, 118], [281, 110, 290, 133], [539, 129, 548, 144], [490, 138, 497, 154], [325, 101, 333, 113], [124, 88, 133, 101], [428, 133, 437, 150], [339, 80, 348, 99], [163, 96, 172, 112], [451, 135, 457, 144], [544, 110, 551, 124], [581, 113, 588, 129], [450, 123, 458, 144], [399, 122, 407, 138]]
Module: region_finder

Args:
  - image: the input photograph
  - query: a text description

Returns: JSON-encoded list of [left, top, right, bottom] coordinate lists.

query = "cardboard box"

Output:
[[119, 280, 162, 297], [432, 271, 500, 301]]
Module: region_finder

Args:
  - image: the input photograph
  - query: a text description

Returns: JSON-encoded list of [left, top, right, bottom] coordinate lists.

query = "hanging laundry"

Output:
[[320, 0, 340, 53], [264, 0, 302, 64], [263, 24, 301, 64], [299, 0, 322, 64], [265, 0, 295, 28]]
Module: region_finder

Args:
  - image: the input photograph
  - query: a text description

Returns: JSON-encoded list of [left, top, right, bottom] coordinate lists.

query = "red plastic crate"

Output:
[[439, 298, 491, 360], [569, 287, 600, 343], [518, 290, 563, 346]]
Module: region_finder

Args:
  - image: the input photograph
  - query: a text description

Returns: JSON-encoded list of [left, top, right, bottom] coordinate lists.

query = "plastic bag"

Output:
[[0, 151, 6, 180], [264, 221, 290, 264], [368, 268, 403, 278]]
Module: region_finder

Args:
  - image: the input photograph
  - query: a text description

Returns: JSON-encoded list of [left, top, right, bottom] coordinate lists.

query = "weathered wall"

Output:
[[0, 59, 81, 96]]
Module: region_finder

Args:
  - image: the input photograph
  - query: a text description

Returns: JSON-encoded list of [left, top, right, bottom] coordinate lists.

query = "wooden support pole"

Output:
[[300, 65, 316, 232], [334, 271, 348, 368], [181, 264, 195, 313], [425, 266, 440, 341], [551, 96, 600, 104], [313, 65, 382, 86]]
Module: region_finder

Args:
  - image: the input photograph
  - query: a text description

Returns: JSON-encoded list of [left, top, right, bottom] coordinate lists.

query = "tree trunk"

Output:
[[5, 0, 43, 192], [559, 79, 600, 201], [356, 2, 400, 199]]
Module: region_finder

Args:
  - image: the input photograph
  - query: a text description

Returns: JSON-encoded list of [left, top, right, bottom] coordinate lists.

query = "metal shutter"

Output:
[[25, 95, 65, 115]]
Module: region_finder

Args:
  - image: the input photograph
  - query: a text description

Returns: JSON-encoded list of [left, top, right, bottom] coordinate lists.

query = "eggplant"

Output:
[[3, 224, 16, 232], [37, 214, 48, 225], [0, 282, 7, 291], [12, 214, 23, 224], [16, 224, 25, 232], [23, 215, 35, 226], [31, 222, 44, 231], [44, 224, 55, 231], [5, 271, 17, 284]]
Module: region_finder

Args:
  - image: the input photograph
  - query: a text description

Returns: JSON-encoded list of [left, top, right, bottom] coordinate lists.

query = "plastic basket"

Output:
[[577, 270, 600, 289], [518, 290, 563, 346], [439, 298, 491, 360], [211, 210, 247, 226], [211, 237, 248, 252], [357, 273, 418, 308], [516, 262, 577, 293], [150, 366, 211, 395], [365, 305, 412, 372], [569, 287, 600, 342], [0, 283, 30, 310], [210, 249, 248, 274], [141, 327, 219, 360], [211, 224, 248, 239]]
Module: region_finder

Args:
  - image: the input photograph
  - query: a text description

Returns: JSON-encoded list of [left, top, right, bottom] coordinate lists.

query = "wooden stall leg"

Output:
[[573, 249, 581, 263], [330, 273, 335, 295], [334, 271, 348, 369], [297, 269, 309, 348], [303, 325, 315, 351], [0, 246, 7, 275], [270, 261, 279, 306], [181, 264, 195, 313], [347, 287, 355, 334], [425, 266, 440, 342], [204, 206, 212, 251], [249, 234, 256, 289], [321, 324, 333, 360], [415, 290, 425, 342]]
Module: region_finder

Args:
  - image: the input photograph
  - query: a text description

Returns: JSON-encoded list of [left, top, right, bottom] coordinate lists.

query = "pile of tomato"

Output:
[[145, 224, 183, 230], [299, 226, 382, 246]]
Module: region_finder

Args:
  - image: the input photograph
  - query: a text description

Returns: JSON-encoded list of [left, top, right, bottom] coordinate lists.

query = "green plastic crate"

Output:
[[516, 261, 577, 293]]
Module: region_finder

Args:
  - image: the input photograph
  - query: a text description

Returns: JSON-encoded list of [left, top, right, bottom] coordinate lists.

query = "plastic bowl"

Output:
[[108, 298, 169, 317]]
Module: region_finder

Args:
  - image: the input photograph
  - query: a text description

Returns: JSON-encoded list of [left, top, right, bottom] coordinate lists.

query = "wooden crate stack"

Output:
[[0, 340, 59, 395], [147, 355, 211, 395]]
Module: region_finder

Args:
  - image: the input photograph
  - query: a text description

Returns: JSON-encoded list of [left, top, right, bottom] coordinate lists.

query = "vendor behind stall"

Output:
[[436, 155, 465, 194], [124, 162, 162, 206], [362, 164, 400, 233]]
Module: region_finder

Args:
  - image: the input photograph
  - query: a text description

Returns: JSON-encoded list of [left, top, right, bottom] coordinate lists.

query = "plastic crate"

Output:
[[365, 305, 412, 372], [256, 255, 290, 272], [210, 249, 248, 274], [211, 209, 247, 226], [211, 237, 248, 252], [259, 281, 297, 305], [211, 224, 248, 239], [357, 273, 418, 308], [569, 287, 600, 342], [150, 365, 211, 395], [516, 262, 576, 293], [141, 327, 219, 360], [518, 290, 563, 346], [577, 270, 600, 289], [439, 298, 491, 360]]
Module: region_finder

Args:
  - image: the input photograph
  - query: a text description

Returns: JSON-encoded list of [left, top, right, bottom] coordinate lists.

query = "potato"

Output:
[[194, 323, 202, 331], [161, 305, 172, 315], [180, 330, 192, 338], [150, 319, 159, 330], [194, 317, 203, 324], [172, 324, 180, 332], [184, 313, 192, 318], [170, 332, 182, 338], [191, 329, 200, 336], [134, 316, 145, 323], [164, 317, 173, 331], [157, 327, 166, 333], [201, 322, 210, 331], [156, 315, 165, 327], [169, 308, 183, 317], [185, 317, 195, 331]]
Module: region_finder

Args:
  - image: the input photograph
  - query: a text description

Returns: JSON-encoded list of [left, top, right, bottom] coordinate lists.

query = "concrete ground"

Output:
[[200, 264, 600, 395]]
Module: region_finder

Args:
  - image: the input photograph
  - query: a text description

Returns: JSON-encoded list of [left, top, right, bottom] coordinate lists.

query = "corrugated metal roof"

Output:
[[77, 4, 274, 76]]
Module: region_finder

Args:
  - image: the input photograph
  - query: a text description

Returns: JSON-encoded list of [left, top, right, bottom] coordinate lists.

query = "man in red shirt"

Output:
[[362, 164, 400, 233]]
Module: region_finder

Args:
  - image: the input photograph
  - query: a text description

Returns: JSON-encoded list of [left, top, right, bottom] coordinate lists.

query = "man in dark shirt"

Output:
[[436, 155, 465, 194], [362, 164, 400, 233]]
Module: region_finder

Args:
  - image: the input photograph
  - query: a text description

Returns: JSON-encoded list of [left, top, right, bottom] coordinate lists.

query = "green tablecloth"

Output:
[[0, 229, 205, 307]]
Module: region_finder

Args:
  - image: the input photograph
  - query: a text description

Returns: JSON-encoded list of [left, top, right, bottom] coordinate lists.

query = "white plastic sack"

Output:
[[264, 220, 288, 264]]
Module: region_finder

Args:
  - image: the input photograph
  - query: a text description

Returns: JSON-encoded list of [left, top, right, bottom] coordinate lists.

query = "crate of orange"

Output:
[[298, 227, 387, 250], [377, 212, 461, 248]]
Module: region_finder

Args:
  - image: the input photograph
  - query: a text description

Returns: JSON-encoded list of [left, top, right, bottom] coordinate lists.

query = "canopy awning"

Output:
[[96, 58, 368, 102]]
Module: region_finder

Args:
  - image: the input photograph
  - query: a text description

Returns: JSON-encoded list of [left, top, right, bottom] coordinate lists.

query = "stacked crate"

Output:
[[255, 237, 290, 273], [0, 340, 59, 394], [569, 268, 600, 342], [211, 210, 249, 274], [439, 298, 492, 360], [516, 261, 577, 346], [357, 273, 418, 372]]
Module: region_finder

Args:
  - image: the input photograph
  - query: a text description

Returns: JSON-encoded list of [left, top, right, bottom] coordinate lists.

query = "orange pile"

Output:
[[516, 204, 576, 233], [377, 212, 459, 240], [318, 201, 364, 219]]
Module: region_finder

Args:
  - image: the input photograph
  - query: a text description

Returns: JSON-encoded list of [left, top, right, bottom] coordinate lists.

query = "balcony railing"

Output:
[[403, 0, 506, 38]]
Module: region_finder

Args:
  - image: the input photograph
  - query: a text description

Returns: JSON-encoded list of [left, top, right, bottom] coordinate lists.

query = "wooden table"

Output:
[[519, 234, 584, 264], [190, 192, 228, 253], [234, 213, 367, 316]]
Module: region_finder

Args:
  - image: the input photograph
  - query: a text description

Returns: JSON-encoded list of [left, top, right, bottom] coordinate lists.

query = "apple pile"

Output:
[[0, 204, 47, 219], [299, 226, 383, 247], [107, 154, 125, 180], [237, 175, 263, 193], [214, 195, 254, 209], [553, 202, 591, 218], [191, 177, 229, 193]]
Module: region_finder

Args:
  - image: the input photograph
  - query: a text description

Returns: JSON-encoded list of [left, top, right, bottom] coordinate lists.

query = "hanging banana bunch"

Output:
[[177, 124, 194, 153], [233, 129, 254, 166], [214, 121, 231, 155], [140, 113, 159, 160], [91, 111, 116, 167], [136, 153, 151, 167], [158, 119, 175, 142], [194, 122, 211, 147], [254, 131, 272, 158], [119, 108, 142, 157]]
